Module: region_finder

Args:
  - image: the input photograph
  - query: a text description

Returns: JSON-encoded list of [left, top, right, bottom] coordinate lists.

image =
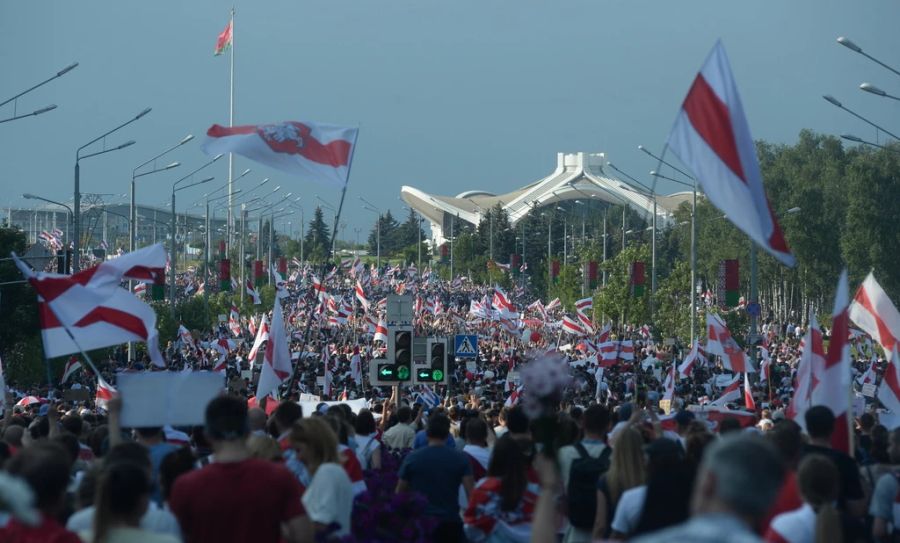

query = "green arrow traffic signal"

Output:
[[379, 366, 393, 377]]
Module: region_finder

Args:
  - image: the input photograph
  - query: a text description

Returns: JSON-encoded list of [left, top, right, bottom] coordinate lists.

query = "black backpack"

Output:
[[567, 443, 612, 530]]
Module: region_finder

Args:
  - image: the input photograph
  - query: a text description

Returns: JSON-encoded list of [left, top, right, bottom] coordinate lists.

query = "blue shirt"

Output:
[[413, 429, 455, 449], [148, 442, 178, 504], [399, 444, 472, 520]]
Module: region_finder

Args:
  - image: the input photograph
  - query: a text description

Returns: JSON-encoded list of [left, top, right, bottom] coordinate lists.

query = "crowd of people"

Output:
[[0, 259, 896, 542]]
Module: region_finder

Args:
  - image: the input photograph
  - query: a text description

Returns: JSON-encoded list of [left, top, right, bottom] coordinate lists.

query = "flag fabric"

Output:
[[849, 273, 900, 429], [857, 356, 877, 386], [271, 265, 288, 300], [212, 338, 236, 372], [13, 245, 166, 366], [373, 318, 388, 343], [61, 356, 82, 384], [709, 373, 741, 406], [599, 342, 619, 367], [789, 314, 823, 424], [545, 298, 561, 313], [229, 306, 241, 337], [96, 376, 117, 411], [561, 315, 586, 336], [758, 346, 771, 382], [619, 340, 635, 361], [810, 271, 852, 454], [355, 280, 370, 313], [202, 121, 358, 189], [248, 314, 270, 361], [349, 349, 363, 386], [667, 41, 794, 266], [256, 297, 292, 399], [678, 339, 707, 378], [414, 386, 441, 409], [743, 372, 756, 411], [246, 279, 261, 305], [662, 363, 676, 402], [574, 297, 592, 314], [596, 323, 611, 344], [706, 312, 753, 373], [214, 20, 233, 56]]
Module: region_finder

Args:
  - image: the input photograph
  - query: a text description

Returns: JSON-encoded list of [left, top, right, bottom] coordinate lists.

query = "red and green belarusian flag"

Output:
[[214, 20, 233, 56]]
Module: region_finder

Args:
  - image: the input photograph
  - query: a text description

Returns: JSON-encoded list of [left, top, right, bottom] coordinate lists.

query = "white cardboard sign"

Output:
[[117, 371, 225, 428]]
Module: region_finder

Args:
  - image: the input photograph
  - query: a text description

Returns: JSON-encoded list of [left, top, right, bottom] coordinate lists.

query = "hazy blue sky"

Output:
[[2, 1, 898, 241]]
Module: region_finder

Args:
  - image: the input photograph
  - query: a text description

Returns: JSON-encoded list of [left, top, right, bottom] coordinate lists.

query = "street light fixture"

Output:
[[359, 196, 382, 269], [840, 134, 900, 155], [0, 104, 58, 124], [837, 36, 900, 78], [0, 61, 78, 124], [860, 82, 900, 102], [73, 107, 151, 271], [822, 95, 900, 141]]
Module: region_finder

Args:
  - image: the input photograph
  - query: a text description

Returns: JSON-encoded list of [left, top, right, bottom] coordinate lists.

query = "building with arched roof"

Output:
[[401, 152, 692, 244]]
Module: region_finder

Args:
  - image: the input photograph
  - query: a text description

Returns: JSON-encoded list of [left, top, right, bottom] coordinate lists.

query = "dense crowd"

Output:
[[0, 262, 896, 543]]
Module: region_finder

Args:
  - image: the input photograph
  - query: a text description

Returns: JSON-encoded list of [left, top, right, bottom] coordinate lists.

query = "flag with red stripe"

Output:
[[668, 41, 794, 266]]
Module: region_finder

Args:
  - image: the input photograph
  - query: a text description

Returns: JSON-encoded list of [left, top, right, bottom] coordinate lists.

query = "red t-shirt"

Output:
[[170, 458, 306, 543], [0, 514, 81, 543], [762, 469, 802, 532]]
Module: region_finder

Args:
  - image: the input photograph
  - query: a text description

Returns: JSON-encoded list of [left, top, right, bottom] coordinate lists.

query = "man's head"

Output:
[[804, 405, 835, 441], [204, 395, 249, 443], [506, 406, 529, 436], [426, 413, 451, 441], [690, 434, 785, 525], [396, 406, 412, 424], [272, 402, 302, 434], [582, 404, 610, 439], [247, 407, 268, 433], [6, 441, 73, 514], [465, 417, 488, 446]]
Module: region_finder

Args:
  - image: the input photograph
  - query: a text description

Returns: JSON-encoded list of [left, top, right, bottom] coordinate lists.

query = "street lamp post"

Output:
[[841, 134, 900, 155], [822, 95, 900, 141], [360, 197, 382, 269], [0, 62, 77, 124], [837, 36, 900, 78], [130, 134, 193, 255], [74, 107, 151, 271]]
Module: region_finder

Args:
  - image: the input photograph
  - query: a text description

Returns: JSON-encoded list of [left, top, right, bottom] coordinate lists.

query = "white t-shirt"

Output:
[[67, 502, 181, 538], [767, 503, 815, 543], [302, 463, 353, 536], [611, 485, 647, 536]]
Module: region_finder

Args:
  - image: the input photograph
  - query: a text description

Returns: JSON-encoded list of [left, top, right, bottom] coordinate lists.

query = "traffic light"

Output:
[[374, 325, 412, 383], [417, 338, 448, 384]]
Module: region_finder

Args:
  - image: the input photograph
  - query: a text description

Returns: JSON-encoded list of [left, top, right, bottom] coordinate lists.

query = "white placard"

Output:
[[862, 383, 877, 398], [299, 398, 369, 417], [117, 371, 225, 428]]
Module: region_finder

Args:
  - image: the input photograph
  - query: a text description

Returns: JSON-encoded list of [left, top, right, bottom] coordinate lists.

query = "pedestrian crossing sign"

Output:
[[455, 335, 478, 359]]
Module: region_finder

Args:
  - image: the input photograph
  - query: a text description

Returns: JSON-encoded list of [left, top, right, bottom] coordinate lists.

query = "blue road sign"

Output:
[[455, 334, 478, 359]]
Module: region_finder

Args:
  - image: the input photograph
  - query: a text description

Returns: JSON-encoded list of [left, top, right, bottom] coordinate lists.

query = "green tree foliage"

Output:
[[305, 207, 331, 262], [594, 244, 651, 328]]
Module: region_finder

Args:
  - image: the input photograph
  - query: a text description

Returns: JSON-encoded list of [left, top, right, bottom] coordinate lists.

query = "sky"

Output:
[[2, 1, 899, 243]]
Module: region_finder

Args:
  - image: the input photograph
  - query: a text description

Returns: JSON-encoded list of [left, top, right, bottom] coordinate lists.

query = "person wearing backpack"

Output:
[[557, 404, 611, 543]]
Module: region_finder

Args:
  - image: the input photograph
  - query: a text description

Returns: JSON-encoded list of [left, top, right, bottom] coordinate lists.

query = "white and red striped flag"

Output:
[[349, 348, 363, 386], [246, 279, 261, 305], [706, 312, 753, 373], [202, 121, 358, 189], [561, 315, 586, 336], [248, 314, 270, 362], [229, 306, 241, 337], [61, 356, 82, 384], [256, 296, 292, 399], [355, 280, 370, 313], [13, 245, 166, 366], [743, 373, 756, 411], [667, 41, 794, 266], [810, 271, 852, 454], [709, 373, 741, 406], [678, 339, 707, 378], [95, 376, 117, 411], [662, 363, 676, 402], [849, 273, 900, 429], [619, 340, 635, 361], [373, 318, 388, 344], [788, 313, 824, 424], [212, 337, 236, 372]]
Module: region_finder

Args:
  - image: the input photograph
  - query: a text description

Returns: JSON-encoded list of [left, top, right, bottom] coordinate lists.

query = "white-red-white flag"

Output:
[[744, 372, 756, 411], [667, 41, 794, 266], [788, 313, 824, 425], [202, 121, 358, 189], [373, 318, 388, 344], [706, 312, 753, 373], [561, 315, 586, 336], [61, 356, 82, 384], [349, 348, 362, 386], [758, 346, 771, 382], [229, 305, 242, 337], [248, 314, 270, 361], [96, 376, 117, 411], [849, 273, 900, 429], [355, 280, 370, 313], [271, 265, 288, 300], [662, 363, 676, 402], [212, 337, 237, 372], [246, 279, 261, 305], [619, 340, 635, 361], [678, 339, 707, 378], [810, 271, 852, 454], [256, 296, 293, 399], [709, 373, 741, 406], [13, 245, 166, 365]]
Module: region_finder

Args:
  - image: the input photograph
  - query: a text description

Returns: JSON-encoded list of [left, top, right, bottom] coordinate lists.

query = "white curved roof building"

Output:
[[401, 152, 692, 244]]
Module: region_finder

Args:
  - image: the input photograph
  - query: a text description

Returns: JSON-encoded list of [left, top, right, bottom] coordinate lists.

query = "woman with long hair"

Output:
[[593, 426, 646, 540], [87, 461, 178, 543], [766, 454, 843, 543], [463, 434, 539, 542], [290, 417, 354, 539]]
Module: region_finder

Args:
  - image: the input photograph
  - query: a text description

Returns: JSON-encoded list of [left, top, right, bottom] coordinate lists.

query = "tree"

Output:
[[305, 207, 331, 262], [368, 210, 400, 258], [594, 244, 651, 328]]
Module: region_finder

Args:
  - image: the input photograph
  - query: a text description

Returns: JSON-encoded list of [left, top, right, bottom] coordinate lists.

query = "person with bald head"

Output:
[[247, 407, 267, 437]]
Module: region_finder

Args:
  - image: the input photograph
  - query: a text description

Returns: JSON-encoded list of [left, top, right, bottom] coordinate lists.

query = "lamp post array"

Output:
[[0, 62, 77, 124]]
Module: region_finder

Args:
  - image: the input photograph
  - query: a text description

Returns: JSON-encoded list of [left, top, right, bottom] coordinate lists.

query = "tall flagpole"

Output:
[[227, 7, 235, 254]]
